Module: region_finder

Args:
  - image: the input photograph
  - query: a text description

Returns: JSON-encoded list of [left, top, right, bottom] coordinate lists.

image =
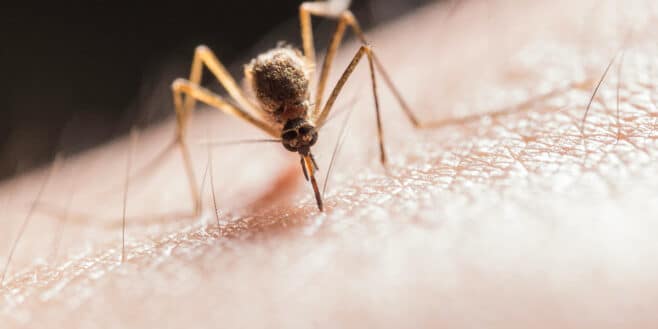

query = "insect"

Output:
[[171, 1, 424, 212]]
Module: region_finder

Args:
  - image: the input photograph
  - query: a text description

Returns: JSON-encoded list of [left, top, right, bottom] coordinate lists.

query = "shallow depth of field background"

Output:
[[0, 0, 435, 180]]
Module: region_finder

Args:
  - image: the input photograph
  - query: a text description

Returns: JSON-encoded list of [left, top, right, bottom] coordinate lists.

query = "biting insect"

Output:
[[171, 0, 425, 212]]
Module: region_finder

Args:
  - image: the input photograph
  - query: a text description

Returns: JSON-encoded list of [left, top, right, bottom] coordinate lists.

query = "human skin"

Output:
[[1, 0, 658, 327]]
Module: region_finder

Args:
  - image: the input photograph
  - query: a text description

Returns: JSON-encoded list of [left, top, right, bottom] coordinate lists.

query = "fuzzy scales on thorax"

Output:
[[245, 46, 314, 125]]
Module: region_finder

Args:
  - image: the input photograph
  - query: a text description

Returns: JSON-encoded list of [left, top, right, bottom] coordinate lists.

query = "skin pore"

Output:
[[1, 0, 658, 327]]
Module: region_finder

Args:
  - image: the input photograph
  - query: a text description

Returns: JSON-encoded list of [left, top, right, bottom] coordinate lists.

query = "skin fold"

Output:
[[1, 0, 658, 327]]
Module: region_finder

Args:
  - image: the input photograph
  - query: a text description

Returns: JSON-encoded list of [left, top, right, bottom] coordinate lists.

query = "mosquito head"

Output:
[[281, 118, 318, 155]]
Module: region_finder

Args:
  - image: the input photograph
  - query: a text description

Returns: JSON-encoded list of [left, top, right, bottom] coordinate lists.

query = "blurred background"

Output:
[[0, 0, 437, 180]]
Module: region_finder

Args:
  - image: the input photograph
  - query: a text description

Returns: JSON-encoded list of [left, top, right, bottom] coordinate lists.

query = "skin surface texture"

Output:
[[1, 0, 658, 327]]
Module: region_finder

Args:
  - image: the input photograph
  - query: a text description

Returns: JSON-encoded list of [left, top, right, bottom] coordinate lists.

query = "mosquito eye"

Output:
[[298, 126, 312, 135], [309, 132, 318, 146], [282, 130, 298, 140]]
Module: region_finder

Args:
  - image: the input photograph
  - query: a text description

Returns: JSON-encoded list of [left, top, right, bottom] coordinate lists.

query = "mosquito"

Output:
[[171, 1, 426, 212]]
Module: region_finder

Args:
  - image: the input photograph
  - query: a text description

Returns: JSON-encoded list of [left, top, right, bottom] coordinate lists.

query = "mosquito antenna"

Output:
[[1, 154, 61, 286], [121, 128, 139, 263], [322, 104, 356, 198]]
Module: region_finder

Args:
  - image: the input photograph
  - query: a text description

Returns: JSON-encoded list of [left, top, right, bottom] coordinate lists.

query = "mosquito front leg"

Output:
[[171, 79, 278, 214], [300, 3, 424, 128], [173, 45, 280, 214], [299, 2, 346, 64], [176, 45, 259, 141], [172, 79, 278, 136], [313, 46, 388, 165], [300, 2, 360, 111]]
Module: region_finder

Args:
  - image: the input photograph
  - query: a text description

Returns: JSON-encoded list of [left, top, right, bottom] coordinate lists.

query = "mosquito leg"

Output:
[[177, 45, 259, 141], [299, 1, 348, 69], [172, 79, 279, 139], [299, 2, 317, 66], [173, 45, 269, 215], [300, 3, 361, 115], [300, 5, 425, 129], [178, 140, 202, 215], [171, 79, 278, 214], [313, 46, 388, 165], [370, 55, 424, 127]]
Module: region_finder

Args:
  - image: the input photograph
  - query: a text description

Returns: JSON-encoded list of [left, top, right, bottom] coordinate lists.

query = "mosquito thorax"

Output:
[[246, 47, 312, 123], [281, 118, 318, 155]]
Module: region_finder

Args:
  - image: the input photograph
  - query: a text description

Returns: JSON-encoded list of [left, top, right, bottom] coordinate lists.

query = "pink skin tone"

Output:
[[1, 0, 658, 327]]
